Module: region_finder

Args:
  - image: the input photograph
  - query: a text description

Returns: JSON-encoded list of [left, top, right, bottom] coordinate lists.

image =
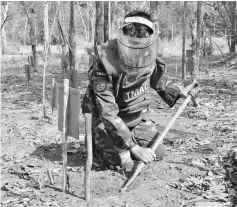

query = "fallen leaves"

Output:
[[170, 170, 228, 204]]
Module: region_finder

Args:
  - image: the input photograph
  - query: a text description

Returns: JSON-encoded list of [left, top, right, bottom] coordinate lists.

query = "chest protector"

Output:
[[97, 40, 153, 127], [115, 72, 151, 127]]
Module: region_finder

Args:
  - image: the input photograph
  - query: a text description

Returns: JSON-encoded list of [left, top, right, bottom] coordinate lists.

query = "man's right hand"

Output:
[[130, 145, 156, 164]]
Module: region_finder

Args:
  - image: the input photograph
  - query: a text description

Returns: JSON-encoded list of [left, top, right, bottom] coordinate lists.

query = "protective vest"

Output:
[[116, 72, 151, 127], [97, 40, 153, 127]]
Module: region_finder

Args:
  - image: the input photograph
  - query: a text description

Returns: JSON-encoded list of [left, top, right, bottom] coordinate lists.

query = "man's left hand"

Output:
[[179, 83, 201, 107]]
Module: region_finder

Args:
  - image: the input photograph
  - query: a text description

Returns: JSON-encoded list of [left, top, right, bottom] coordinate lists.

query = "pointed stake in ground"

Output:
[[25, 64, 30, 87], [62, 79, 69, 193], [84, 113, 92, 201], [47, 169, 54, 185], [50, 78, 55, 114], [28, 56, 34, 67]]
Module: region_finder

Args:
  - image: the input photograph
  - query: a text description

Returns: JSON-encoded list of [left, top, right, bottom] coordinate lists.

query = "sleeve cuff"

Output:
[[128, 141, 137, 149], [165, 83, 182, 107]]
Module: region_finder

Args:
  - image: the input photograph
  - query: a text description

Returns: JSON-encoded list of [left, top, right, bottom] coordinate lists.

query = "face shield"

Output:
[[117, 16, 160, 77]]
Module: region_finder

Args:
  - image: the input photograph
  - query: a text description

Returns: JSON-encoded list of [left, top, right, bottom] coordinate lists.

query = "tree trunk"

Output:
[[94, 1, 104, 52], [171, 23, 174, 55], [1, 2, 8, 55], [58, 19, 68, 73], [44, 2, 50, 53], [181, 2, 187, 80], [69, 1, 76, 70], [86, 4, 94, 43], [195, 1, 202, 77], [150, 1, 158, 23], [85, 2, 94, 43], [77, 3, 88, 42], [24, 17, 28, 46], [108, 1, 111, 40], [190, 18, 196, 77], [203, 28, 207, 56], [104, 1, 109, 42], [230, 1, 236, 52], [111, 1, 117, 35], [124, 2, 131, 15], [92, 5, 96, 43], [12, 21, 17, 49], [29, 7, 38, 69], [22, 2, 38, 69], [57, 5, 62, 49], [150, 1, 162, 56]]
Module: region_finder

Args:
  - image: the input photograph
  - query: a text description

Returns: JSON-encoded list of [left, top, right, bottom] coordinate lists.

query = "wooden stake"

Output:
[[84, 113, 93, 201], [50, 78, 55, 114], [47, 169, 54, 185], [72, 70, 78, 89], [25, 64, 30, 87], [62, 79, 69, 193]]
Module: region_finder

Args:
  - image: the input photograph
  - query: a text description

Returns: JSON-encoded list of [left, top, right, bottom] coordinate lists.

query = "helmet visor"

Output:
[[117, 24, 159, 74]]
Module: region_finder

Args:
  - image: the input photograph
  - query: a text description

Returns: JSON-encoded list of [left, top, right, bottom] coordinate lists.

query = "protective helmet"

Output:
[[117, 11, 160, 77]]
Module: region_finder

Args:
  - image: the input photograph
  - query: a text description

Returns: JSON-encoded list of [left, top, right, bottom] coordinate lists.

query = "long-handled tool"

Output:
[[120, 81, 198, 192], [84, 113, 93, 201]]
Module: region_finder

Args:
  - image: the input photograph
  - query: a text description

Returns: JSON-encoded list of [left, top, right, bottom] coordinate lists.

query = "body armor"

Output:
[[116, 72, 152, 127]]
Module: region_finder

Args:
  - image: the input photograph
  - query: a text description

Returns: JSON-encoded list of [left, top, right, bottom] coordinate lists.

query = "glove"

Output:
[[188, 87, 200, 99], [180, 82, 201, 107], [188, 85, 201, 107]]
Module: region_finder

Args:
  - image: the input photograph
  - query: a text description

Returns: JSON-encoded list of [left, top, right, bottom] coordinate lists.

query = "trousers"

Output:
[[92, 117, 165, 167]]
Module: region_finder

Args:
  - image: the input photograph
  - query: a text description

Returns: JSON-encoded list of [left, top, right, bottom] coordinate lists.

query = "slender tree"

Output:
[[1, 1, 8, 54], [124, 1, 131, 15], [229, 1, 236, 52], [150, 1, 158, 23], [190, 18, 196, 77], [196, 1, 202, 77], [181, 1, 187, 80], [69, 1, 76, 70], [104, 1, 109, 42], [42, 2, 60, 117], [94, 1, 104, 53], [22, 2, 38, 69], [24, 17, 28, 46], [77, 2, 88, 42], [44, 1, 50, 53], [58, 19, 68, 73], [111, 1, 117, 35], [108, 1, 111, 40]]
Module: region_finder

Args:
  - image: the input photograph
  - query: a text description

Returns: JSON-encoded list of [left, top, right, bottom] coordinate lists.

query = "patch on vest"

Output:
[[93, 78, 107, 92], [94, 70, 108, 78], [123, 82, 149, 102]]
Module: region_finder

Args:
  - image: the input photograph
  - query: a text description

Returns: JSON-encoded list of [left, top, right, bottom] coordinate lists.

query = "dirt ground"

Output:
[[1, 52, 237, 207]]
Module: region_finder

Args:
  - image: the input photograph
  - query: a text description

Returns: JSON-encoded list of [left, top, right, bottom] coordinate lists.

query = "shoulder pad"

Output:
[[97, 39, 122, 78], [89, 57, 110, 82], [107, 39, 117, 50]]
